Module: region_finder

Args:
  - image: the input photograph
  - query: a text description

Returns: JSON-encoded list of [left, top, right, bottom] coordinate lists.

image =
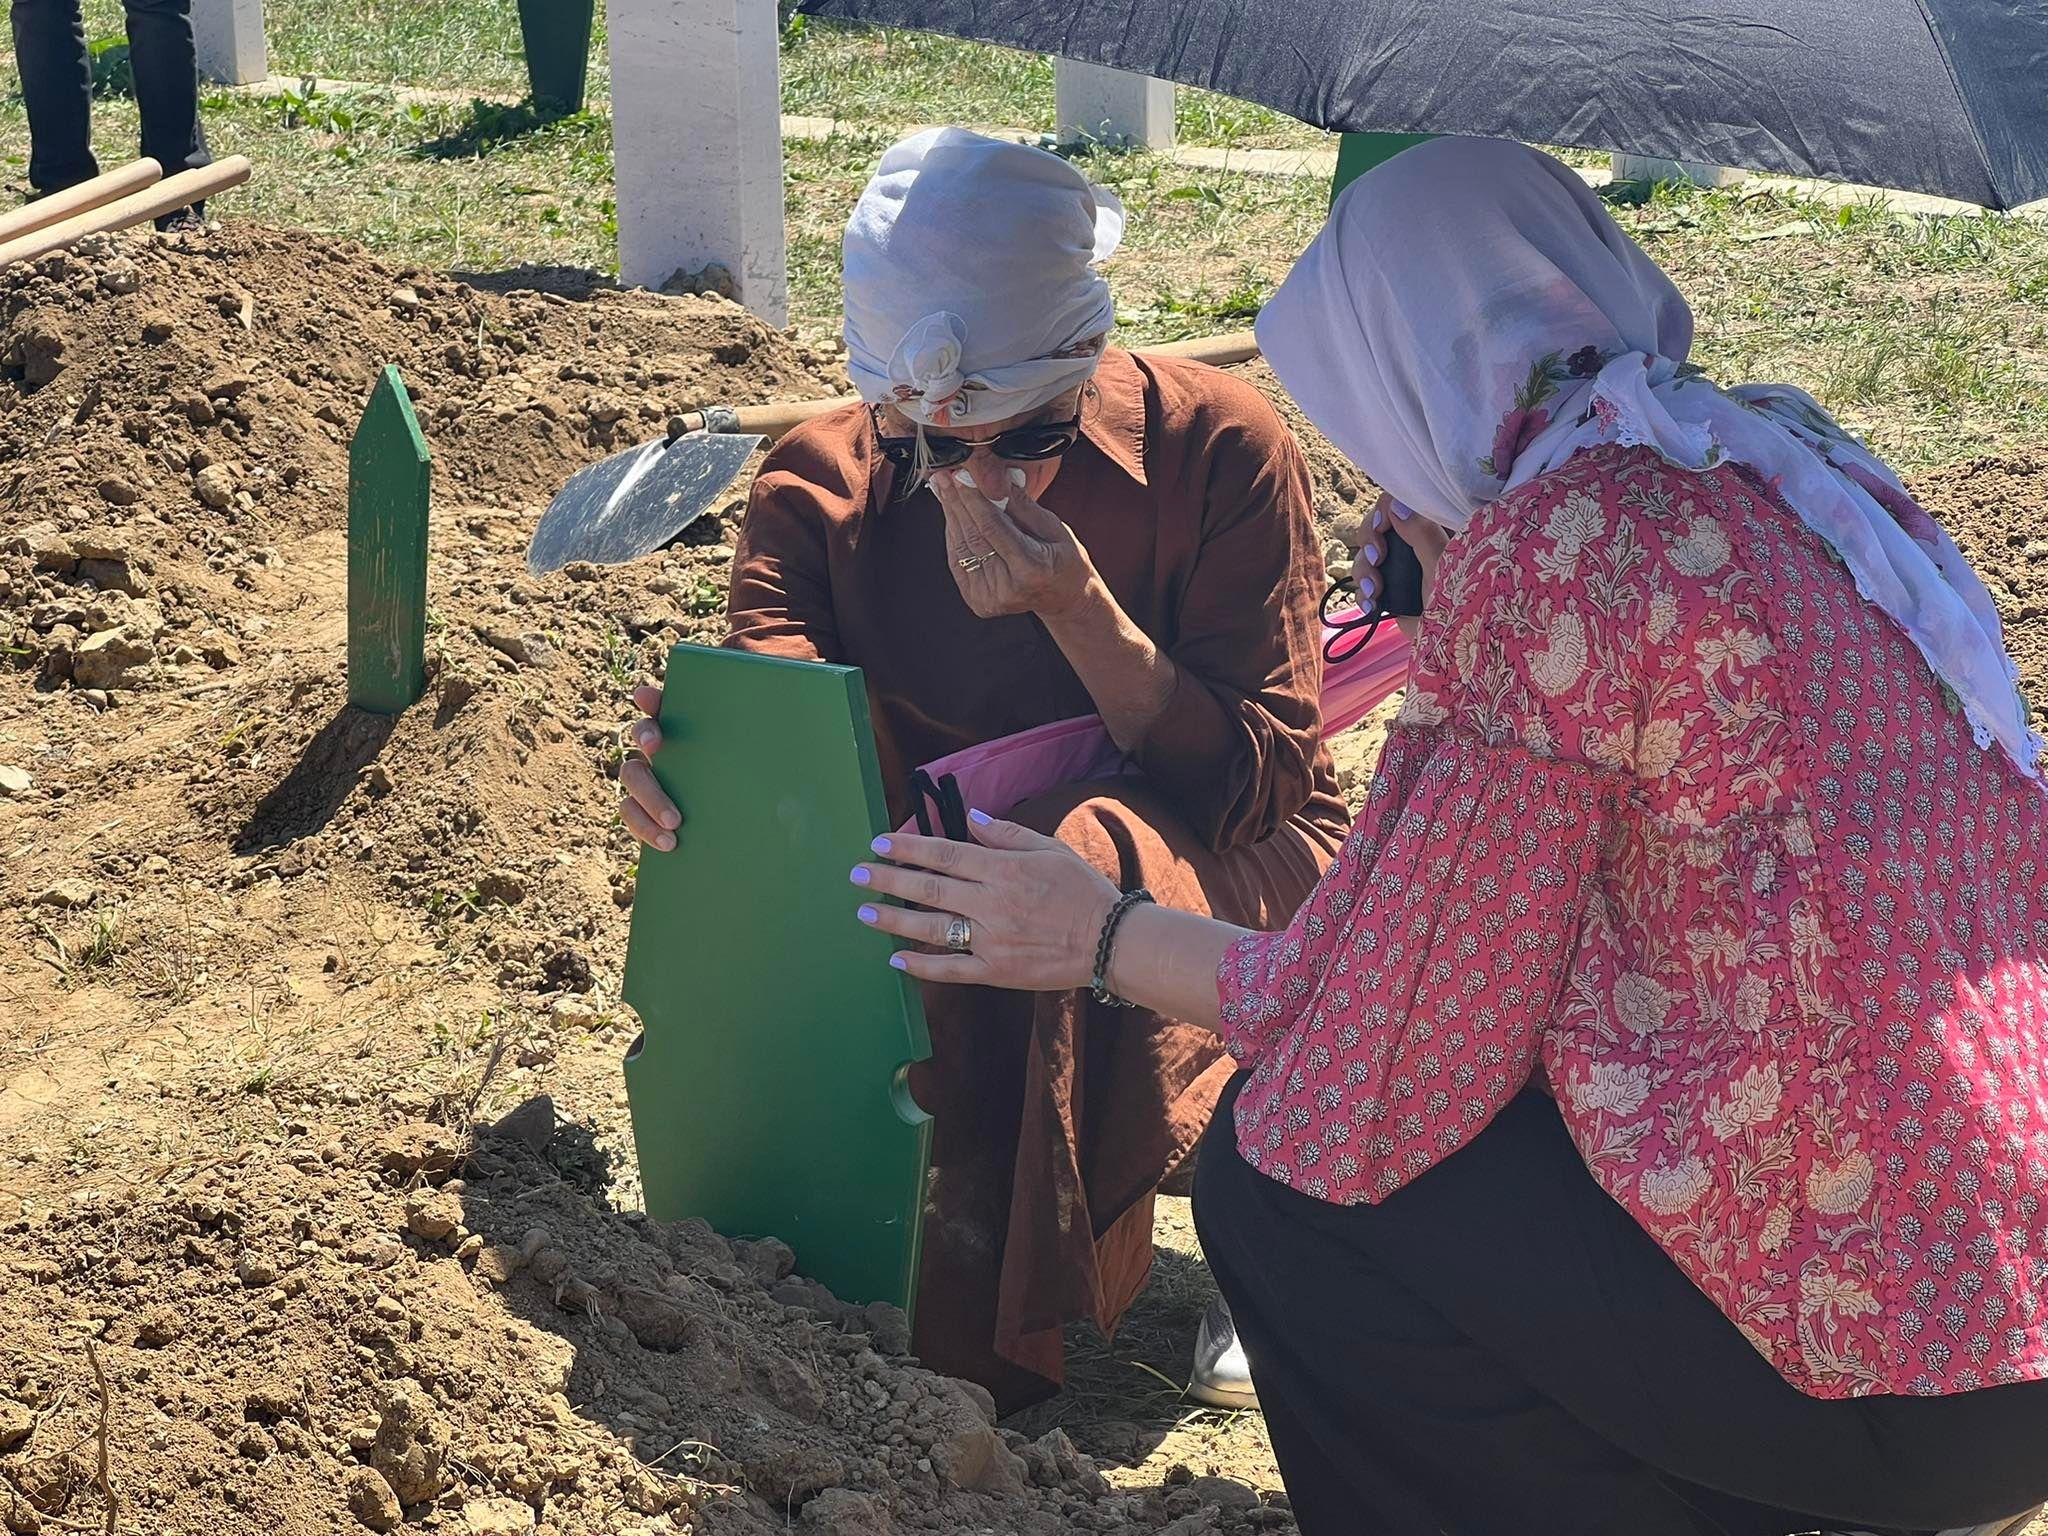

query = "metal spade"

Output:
[[524, 330, 1262, 575]]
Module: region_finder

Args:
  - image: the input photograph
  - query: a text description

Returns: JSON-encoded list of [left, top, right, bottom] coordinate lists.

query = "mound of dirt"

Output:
[[0, 225, 1300, 1536], [1917, 456, 2048, 735], [0, 1092, 1293, 1535]]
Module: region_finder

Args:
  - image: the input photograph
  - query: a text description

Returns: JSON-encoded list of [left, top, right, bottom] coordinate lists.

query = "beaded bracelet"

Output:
[[1091, 887, 1155, 1007]]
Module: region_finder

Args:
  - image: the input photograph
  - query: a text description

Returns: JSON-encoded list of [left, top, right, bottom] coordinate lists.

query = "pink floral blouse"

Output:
[[1219, 442, 2048, 1399]]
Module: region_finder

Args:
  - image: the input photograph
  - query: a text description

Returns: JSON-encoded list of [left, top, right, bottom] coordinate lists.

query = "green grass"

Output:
[[5, 7, 2046, 467]]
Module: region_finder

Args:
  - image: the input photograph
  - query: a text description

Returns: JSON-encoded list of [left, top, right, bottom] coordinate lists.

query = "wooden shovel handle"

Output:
[[0, 159, 162, 244], [0, 156, 252, 269], [677, 330, 1261, 441]]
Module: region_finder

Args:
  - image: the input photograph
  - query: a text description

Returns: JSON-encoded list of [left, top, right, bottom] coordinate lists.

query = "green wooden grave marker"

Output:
[[518, 0, 595, 114], [1332, 131, 1436, 204], [347, 365, 431, 716], [621, 644, 932, 1316]]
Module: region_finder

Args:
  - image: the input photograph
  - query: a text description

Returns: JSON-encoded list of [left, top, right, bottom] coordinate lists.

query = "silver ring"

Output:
[[944, 917, 973, 953], [956, 551, 995, 572]]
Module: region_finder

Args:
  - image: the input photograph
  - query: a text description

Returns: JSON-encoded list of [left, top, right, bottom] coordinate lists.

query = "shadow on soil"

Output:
[[445, 1095, 1286, 1531], [233, 705, 396, 854]]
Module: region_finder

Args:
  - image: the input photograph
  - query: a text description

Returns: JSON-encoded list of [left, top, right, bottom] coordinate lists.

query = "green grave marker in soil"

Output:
[[621, 643, 932, 1316], [347, 365, 431, 715], [518, 0, 596, 114]]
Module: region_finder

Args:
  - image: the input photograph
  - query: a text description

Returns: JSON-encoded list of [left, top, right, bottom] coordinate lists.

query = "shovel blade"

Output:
[[526, 430, 765, 575]]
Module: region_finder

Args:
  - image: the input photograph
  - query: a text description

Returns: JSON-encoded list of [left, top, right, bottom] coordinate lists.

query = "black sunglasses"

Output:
[[871, 407, 1084, 473]]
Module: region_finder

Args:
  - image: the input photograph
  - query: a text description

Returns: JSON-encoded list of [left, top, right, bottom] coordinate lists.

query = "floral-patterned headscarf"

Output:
[[842, 127, 1123, 429], [1257, 136, 2041, 777]]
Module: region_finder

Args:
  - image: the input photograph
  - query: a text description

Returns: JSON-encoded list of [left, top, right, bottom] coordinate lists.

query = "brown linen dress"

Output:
[[723, 347, 1349, 1409]]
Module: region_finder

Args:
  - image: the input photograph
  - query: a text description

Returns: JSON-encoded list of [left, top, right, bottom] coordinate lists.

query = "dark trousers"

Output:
[[10, 0, 211, 196], [1195, 1074, 2048, 1536]]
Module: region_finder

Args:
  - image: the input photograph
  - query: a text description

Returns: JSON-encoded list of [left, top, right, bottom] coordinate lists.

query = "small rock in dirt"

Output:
[[1186, 1478, 1260, 1513], [372, 1120, 463, 1179], [245, 1379, 305, 1422], [454, 1234, 484, 1262], [11, 313, 69, 386], [344, 1466, 403, 1532], [0, 1399, 33, 1453], [133, 1306, 182, 1347], [473, 1244, 526, 1285], [541, 947, 593, 993], [800, 1489, 892, 1536], [360, 762, 394, 797], [929, 1423, 1027, 1498], [514, 1033, 557, 1069], [236, 1251, 280, 1287], [32, 879, 95, 910], [236, 1424, 276, 1460], [369, 1379, 448, 1505], [862, 1300, 911, 1356], [483, 1093, 555, 1149], [139, 311, 176, 343], [72, 626, 155, 689], [0, 766, 32, 797], [96, 476, 141, 506], [403, 1188, 463, 1241], [480, 629, 551, 667], [201, 371, 256, 401], [475, 868, 527, 906], [390, 286, 422, 315], [97, 258, 141, 295], [77, 557, 145, 596], [8, 523, 76, 574], [735, 1236, 796, 1286], [548, 997, 600, 1030], [194, 463, 236, 509], [460, 1497, 535, 1536]]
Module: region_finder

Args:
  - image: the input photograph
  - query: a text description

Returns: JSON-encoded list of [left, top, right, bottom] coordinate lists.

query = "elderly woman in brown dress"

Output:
[[617, 127, 1346, 1411]]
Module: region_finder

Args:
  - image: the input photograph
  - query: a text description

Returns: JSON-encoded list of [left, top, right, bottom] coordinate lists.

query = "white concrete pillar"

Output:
[[1054, 59, 1175, 151], [191, 0, 268, 85], [608, 0, 788, 326], [1612, 153, 1746, 189]]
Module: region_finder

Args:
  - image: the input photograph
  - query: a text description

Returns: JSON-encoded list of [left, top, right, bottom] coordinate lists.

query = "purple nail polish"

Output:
[[1364, 544, 1382, 564], [858, 905, 879, 924], [968, 809, 993, 826], [851, 866, 872, 886], [871, 836, 893, 855], [889, 953, 909, 971]]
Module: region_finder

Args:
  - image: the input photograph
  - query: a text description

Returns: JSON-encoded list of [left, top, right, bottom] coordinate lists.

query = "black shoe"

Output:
[[153, 202, 206, 233]]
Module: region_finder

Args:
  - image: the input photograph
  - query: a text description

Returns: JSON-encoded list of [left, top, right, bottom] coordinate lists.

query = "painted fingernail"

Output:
[[1007, 468, 1025, 487], [987, 497, 1008, 511], [871, 836, 893, 855], [889, 953, 909, 971], [968, 809, 993, 826], [951, 470, 977, 488], [858, 905, 879, 924], [851, 866, 872, 886], [1364, 543, 1382, 565]]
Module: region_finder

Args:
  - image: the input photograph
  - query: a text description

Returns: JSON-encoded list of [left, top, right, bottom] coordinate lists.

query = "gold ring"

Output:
[[944, 917, 973, 953], [957, 551, 995, 571]]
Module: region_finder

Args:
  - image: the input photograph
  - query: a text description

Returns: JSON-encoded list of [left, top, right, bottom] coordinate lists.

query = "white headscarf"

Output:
[[842, 127, 1124, 429], [1257, 136, 2041, 777]]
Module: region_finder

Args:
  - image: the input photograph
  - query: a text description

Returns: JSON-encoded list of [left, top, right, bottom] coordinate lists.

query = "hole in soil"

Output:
[[233, 705, 396, 853]]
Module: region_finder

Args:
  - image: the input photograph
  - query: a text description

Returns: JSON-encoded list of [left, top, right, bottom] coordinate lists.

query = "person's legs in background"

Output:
[[122, 0, 211, 225], [10, 0, 100, 195]]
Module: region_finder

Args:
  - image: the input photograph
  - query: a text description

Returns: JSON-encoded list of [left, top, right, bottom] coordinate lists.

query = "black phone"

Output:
[[1322, 535, 1424, 664]]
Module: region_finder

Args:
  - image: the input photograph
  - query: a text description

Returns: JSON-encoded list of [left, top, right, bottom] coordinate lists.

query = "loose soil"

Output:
[[2, 224, 2044, 1536]]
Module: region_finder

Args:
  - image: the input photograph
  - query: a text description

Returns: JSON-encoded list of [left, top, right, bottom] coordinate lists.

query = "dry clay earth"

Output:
[[0, 225, 2044, 1536]]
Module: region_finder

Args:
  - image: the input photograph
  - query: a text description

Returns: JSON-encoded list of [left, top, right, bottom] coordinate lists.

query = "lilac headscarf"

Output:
[[1257, 136, 2040, 777]]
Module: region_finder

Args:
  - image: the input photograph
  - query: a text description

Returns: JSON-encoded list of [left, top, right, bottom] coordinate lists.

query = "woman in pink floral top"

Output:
[[851, 139, 2048, 1535]]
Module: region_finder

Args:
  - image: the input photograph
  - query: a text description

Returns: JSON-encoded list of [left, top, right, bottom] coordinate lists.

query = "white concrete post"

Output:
[[191, 0, 268, 85], [608, 0, 789, 325], [1612, 153, 1746, 189], [1054, 59, 1175, 151]]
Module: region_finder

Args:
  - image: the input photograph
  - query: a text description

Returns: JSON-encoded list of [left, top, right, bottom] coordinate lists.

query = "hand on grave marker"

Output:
[[851, 815, 1120, 992], [619, 682, 683, 852]]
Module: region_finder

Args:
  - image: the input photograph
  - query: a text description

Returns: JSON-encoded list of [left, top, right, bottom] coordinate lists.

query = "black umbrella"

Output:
[[797, 0, 2048, 211]]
